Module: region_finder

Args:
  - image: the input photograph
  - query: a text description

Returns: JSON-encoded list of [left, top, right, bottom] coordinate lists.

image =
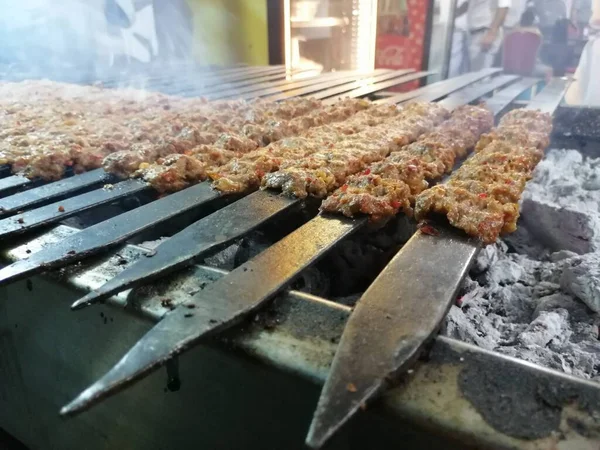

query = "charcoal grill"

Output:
[[1, 65, 597, 450]]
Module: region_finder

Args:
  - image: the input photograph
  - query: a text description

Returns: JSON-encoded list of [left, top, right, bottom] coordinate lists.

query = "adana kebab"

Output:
[[211, 102, 450, 196], [133, 98, 374, 193], [320, 104, 493, 220], [414, 109, 552, 244], [0, 80, 353, 180]]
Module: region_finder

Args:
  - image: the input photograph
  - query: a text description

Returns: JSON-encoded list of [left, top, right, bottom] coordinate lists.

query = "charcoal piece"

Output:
[[443, 149, 600, 382], [517, 310, 570, 347], [521, 197, 599, 254], [521, 149, 600, 253], [560, 253, 600, 313]]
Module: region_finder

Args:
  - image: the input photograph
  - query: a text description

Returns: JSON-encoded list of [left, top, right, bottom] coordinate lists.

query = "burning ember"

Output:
[[444, 148, 600, 381]]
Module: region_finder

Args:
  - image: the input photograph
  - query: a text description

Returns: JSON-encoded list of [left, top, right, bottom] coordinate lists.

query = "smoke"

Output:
[[0, 0, 194, 82]]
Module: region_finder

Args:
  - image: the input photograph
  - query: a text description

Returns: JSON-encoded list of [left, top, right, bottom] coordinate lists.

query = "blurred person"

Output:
[[502, 5, 553, 78], [0, 0, 192, 80], [467, 0, 513, 71], [449, 0, 470, 76], [533, 0, 567, 35], [493, 0, 526, 66], [566, 0, 600, 105], [571, 0, 593, 32]]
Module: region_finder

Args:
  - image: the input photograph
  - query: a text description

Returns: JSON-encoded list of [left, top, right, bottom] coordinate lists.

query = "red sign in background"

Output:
[[375, 0, 429, 91]]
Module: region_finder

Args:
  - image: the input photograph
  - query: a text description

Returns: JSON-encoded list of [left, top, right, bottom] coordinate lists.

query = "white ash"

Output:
[[521, 149, 600, 253], [560, 253, 600, 313], [443, 149, 600, 381]]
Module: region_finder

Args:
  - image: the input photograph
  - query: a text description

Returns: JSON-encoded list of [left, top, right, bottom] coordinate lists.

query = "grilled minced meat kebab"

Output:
[[414, 109, 552, 244], [320, 105, 493, 220], [135, 98, 373, 192], [212, 102, 450, 196], [0, 80, 352, 180], [0, 80, 551, 245]]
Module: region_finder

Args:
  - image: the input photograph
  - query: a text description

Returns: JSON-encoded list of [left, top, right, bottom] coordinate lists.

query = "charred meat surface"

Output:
[[320, 104, 494, 219], [0, 80, 330, 180], [414, 109, 553, 244], [138, 98, 372, 193]]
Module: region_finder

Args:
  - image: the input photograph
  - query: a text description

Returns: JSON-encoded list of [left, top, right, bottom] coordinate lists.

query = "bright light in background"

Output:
[[352, 0, 378, 72]]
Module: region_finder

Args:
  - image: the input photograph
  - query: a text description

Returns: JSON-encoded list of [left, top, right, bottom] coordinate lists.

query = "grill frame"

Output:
[[2, 223, 600, 450], [0, 67, 596, 449]]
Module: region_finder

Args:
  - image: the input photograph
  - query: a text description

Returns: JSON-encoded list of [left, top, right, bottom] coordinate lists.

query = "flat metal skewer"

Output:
[[0, 168, 116, 216], [305, 77, 571, 448], [0, 183, 220, 286], [320, 71, 433, 103], [60, 215, 364, 417], [374, 67, 502, 105], [0, 174, 34, 197], [70, 191, 301, 310], [0, 179, 149, 240]]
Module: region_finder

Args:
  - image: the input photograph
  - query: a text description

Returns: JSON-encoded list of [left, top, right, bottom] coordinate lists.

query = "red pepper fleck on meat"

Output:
[[363, 168, 371, 175], [390, 200, 402, 209], [478, 193, 488, 199], [340, 184, 348, 192], [418, 223, 440, 236]]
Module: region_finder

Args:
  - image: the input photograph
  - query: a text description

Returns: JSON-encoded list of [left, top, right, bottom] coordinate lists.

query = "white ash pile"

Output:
[[521, 149, 600, 253], [443, 149, 600, 381]]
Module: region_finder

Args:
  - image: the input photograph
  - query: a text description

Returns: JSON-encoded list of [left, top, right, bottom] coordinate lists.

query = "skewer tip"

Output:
[[305, 422, 339, 449], [59, 385, 98, 417], [71, 292, 101, 310]]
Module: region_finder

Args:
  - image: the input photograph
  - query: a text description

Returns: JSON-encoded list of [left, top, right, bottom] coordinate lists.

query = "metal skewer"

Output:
[[0, 183, 220, 286]]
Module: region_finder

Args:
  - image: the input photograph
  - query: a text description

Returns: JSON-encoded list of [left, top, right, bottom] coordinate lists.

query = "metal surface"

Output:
[[214, 71, 360, 100], [2, 225, 600, 449], [0, 179, 149, 240], [266, 70, 411, 101], [320, 71, 433, 104], [260, 70, 387, 101], [306, 227, 481, 448], [0, 168, 115, 216], [0, 183, 219, 286], [375, 68, 502, 105], [307, 75, 570, 449], [71, 191, 300, 310], [524, 77, 571, 113], [439, 74, 520, 109], [0, 175, 33, 196], [60, 215, 365, 416]]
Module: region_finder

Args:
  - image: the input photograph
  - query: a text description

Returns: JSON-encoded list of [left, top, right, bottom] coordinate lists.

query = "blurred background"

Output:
[[0, 0, 592, 86]]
